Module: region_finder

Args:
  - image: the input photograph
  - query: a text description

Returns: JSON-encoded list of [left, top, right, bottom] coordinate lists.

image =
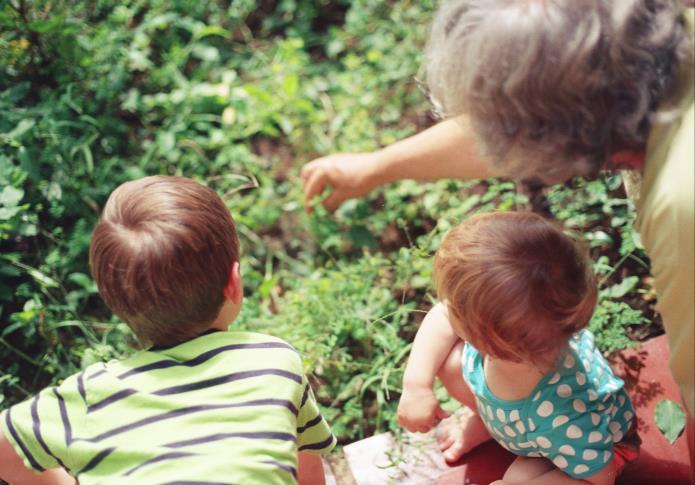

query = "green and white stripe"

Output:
[[1, 331, 335, 484]]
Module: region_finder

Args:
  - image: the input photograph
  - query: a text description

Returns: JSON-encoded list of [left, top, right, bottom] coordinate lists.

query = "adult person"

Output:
[[302, 0, 694, 459]]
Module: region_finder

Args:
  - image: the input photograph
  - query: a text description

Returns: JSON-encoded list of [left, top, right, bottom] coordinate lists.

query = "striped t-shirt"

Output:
[[1, 330, 335, 484]]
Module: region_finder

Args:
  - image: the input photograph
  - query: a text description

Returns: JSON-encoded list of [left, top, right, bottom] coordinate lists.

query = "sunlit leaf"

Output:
[[655, 399, 686, 445]]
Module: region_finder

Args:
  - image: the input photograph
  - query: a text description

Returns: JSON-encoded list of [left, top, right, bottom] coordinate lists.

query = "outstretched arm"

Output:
[[301, 117, 494, 211]]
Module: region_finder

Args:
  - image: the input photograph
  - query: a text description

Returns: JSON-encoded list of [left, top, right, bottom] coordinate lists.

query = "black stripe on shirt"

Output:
[[82, 399, 299, 443], [5, 407, 45, 472], [77, 370, 87, 403], [262, 460, 297, 478], [297, 414, 323, 434], [298, 434, 335, 452], [300, 384, 310, 408], [75, 447, 115, 476], [163, 431, 295, 448], [124, 451, 197, 476], [30, 394, 69, 471], [87, 388, 138, 414], [53, 388, 73, 445], [87, 368, 107, 380], [153, 368, 302, 396], [119, 342, 297, 379]]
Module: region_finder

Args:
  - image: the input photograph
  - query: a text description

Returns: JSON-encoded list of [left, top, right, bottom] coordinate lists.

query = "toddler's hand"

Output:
[[398, 386, 451, 433]]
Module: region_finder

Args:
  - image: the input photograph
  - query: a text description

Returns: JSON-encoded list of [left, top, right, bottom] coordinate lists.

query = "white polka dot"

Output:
[[553, 456, 568, 469], [507, 442, 519, 450], [496, 409, 506, 422], [536, 436, 552, 448], [576, 372, 586, 385], [557, 384, 572, 398], [603, 451, 611, 463], [624, 410, 634, 422], [509, 409, 520, 422], [532, 391, 541, 401], [537, 401, 554, 417], [588, 390, 598, 401], [612, 430, 624, 442], [602, 393, 611, 402], [518, 441, 533, 449], [487, 405, 494, 420], [564, 355, 575, 368], [591, 413, 600, 426], [573, 399, 586, 413], [504, 425, 516, 437], [548, 372, 561, 385], [604, 434, 614, 444], [597, 367, 603, 376], [618, 395, 626, 406], [559, 444, 576, 456], [574, 464, 589, 474], [539, 451, 549, 458], [515, 420, 526, 434], [552, 415, 569, 428], [610, 406, 618, 417], [566, 425, 583, 439], [597, 403, 606, 411], [528, 451, 542, 457], [588, 431, 603, 443], [583, 449, 598, 460], [528, 418, 536, 431], [582, 359, 590, 369]]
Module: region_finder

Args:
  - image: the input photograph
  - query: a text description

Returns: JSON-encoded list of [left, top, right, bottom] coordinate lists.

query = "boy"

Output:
[[0, 176, 335, 484]]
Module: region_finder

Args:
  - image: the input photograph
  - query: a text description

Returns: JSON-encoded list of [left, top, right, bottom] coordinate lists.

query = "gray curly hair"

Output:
[[426, 0, 693, 183]]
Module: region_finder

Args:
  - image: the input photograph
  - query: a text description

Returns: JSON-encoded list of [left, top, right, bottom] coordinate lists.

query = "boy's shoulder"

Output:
[[111, 329, 304, 375]]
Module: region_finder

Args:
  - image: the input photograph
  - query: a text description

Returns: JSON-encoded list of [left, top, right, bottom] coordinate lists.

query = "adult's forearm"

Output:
[[371, 118, 495, 187]]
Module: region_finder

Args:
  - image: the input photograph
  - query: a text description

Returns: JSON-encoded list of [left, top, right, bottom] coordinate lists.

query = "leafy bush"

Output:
[[0, 0, 655, 443]]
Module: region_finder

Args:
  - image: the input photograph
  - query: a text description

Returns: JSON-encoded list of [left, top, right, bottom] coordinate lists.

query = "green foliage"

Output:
[[0, 0, 655, 448], [655, 399, 686, 445]]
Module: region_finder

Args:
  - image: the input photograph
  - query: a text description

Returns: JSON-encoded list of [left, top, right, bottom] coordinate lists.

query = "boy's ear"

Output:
[[223, 262, 243, 304]]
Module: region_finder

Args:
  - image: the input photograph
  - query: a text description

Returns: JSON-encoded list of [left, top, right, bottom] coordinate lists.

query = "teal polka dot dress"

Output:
[[462, 329, 635, 479]]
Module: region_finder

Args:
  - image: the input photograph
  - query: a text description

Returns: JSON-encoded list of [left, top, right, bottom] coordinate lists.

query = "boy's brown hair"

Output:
[[89, 176, 239, 347], [434, 211, 597, 363]]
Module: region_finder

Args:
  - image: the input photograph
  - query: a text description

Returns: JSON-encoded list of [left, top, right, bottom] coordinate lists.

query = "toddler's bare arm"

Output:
[[398, 302, 461, 432]]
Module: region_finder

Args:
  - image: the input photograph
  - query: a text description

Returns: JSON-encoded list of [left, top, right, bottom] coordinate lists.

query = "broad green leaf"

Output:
[[0, 185, 22, 206], [194, 26, 230, 40], [602, 276, 639, 299], [655, 399, 686, 444], [27, 268, 59, 288], [5, 119, 35, 141]]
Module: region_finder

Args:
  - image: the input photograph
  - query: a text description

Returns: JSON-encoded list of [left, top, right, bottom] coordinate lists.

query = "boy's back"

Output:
[[0, 176, 335, 484], [2, 330, 334, 484]]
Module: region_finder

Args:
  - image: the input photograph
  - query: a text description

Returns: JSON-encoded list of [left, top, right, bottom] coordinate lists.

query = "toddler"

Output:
[[0, 176, 335, 485], [398, 212, 639, 484]]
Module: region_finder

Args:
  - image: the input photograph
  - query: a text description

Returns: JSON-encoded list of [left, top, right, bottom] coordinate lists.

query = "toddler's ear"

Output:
[[223, 262, 243, 304]]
